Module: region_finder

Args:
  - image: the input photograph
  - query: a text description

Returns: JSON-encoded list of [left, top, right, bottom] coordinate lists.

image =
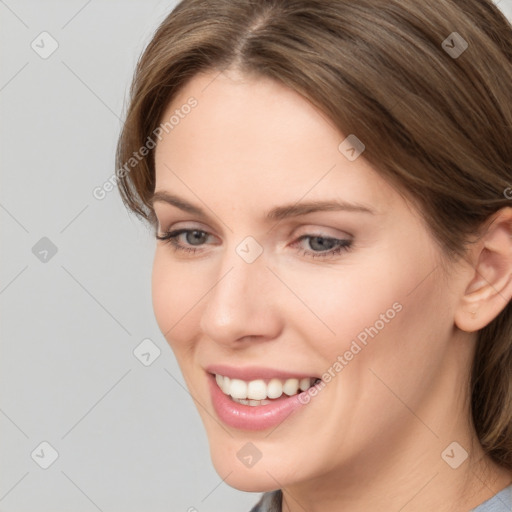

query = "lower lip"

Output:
[[208, 374, 307, 431]]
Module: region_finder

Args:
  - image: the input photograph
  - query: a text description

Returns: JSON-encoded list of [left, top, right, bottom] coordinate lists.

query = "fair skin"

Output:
[[151, 68, 512, 512]]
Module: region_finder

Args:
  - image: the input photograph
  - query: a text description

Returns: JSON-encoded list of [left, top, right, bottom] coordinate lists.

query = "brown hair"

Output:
[[116, 0, 512, 469]]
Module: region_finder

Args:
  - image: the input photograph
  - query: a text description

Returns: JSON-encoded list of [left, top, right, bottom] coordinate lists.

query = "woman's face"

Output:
[[151, 69, 467, 491]]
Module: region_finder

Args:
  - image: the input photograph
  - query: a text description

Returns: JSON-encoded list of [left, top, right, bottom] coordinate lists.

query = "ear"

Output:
[[454, 207, 512, 333]]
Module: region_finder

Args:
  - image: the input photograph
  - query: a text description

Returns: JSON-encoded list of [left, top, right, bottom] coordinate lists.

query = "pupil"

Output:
[[187, 230, 206, 245], [310, 236, 335, 251]]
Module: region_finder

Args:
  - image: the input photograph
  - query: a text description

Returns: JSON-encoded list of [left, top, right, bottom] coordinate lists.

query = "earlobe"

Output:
[[454, 207, 512, 333]]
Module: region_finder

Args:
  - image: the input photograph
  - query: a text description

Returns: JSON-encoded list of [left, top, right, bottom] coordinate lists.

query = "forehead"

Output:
[[153, 70, 400, 216], [155, 68, 341, 163]]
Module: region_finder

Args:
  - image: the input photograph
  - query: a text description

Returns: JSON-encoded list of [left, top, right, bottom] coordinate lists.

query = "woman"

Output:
[[116, 0, 512, 510]]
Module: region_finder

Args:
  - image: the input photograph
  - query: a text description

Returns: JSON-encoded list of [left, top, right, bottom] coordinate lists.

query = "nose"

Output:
[[199, 249, 282, 346]]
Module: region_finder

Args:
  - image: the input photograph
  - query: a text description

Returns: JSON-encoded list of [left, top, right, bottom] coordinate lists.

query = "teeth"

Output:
[[283, 378, 299, 396], [221, 376, 231, 395], [232, 398, 271, 406], [215, 374, 315, 401], [247, 379, 267, 400], [299, 377, 311, 391], [267, 378, 283, 399], [229, 379, 248, 399]]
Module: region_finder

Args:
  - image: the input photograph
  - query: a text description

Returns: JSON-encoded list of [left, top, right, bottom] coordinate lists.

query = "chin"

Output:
[[224, 473, 279, 493], [206, 435, 303, 492], [211, 455, 282, 492]]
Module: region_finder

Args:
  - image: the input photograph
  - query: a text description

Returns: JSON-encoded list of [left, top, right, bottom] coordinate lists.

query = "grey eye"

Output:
[[186, 230, 208, 245], [307, 236, 338, 251]]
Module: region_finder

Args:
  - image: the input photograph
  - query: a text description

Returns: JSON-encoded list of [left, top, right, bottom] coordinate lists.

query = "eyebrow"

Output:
[[150, 190, 376, 221]]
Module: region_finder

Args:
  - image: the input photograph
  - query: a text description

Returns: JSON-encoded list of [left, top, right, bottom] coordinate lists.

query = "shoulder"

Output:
[[249, 490, 282, 512], [471, 483, 512, 512]]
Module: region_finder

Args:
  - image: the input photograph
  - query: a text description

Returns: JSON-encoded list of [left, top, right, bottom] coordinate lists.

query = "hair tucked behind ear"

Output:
[[116, 0, 512, 469]]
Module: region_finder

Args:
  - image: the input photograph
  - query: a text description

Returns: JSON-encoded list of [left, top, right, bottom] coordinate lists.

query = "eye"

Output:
[[155, 229, 213, 253], [291, 235, 353, 259]]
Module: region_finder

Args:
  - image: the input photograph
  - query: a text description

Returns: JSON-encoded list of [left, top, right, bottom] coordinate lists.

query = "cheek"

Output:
[[281, 244, 445, 373], [318, 246, 452, 410], [277, 256, 406, 362], [151, 250, 205, 350]]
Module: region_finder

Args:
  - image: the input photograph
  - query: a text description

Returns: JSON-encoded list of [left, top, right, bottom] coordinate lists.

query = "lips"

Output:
[[206, 365, 320, 430], [207, 364, 318, 381]]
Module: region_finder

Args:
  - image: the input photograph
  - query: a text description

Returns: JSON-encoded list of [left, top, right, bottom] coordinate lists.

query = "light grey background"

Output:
[[1, 1, 511, 511], [0, 1, 257, 511]]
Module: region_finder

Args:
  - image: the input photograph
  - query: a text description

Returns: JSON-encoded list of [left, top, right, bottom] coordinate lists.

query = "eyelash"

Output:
[[155, 229, 353, 259]]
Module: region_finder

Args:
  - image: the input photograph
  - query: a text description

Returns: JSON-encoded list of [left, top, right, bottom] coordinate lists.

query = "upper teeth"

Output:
[[215, 374, 315, 400]]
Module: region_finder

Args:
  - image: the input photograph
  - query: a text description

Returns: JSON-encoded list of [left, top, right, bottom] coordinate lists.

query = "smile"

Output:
[[206, 365, 322, 430], [215, 374, 319, 405]]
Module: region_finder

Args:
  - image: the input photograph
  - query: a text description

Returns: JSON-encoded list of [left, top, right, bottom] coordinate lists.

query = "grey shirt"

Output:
[[249, 483, 512, 511]]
